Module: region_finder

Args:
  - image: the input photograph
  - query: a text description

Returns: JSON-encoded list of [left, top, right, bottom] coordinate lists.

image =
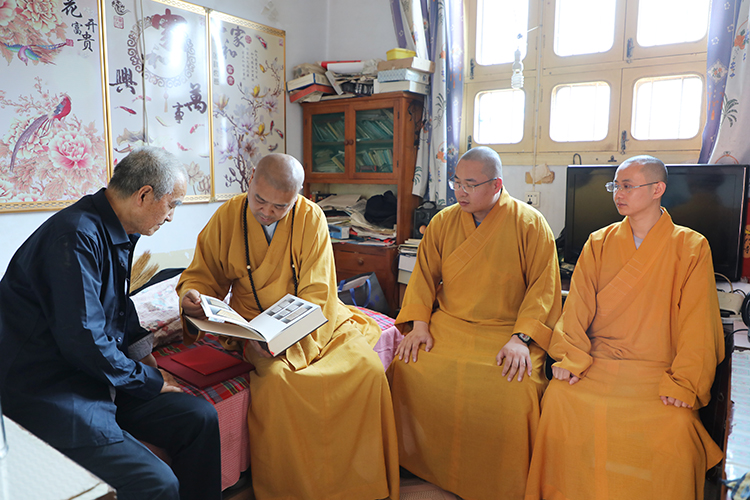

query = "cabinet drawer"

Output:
[[334, 250, 391, 274]]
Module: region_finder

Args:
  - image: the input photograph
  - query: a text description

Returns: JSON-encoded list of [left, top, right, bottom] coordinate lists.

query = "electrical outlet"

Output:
[[524, 191, 540, 208]]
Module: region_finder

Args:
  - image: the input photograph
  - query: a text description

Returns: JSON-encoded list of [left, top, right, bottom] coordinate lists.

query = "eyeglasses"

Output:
[[448, 177, 498, 194], [605, 181, 659, 193]]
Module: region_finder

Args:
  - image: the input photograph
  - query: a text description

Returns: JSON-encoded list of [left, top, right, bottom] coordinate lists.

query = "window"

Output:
[[465, 0, 709, 163], [549, 82, 611, 142], [554, 0, 617, 57], [474, 89, 526, 144], [476, 0, 529, 66], [637, 0, 709, 47], [631, 75, 703, 140]]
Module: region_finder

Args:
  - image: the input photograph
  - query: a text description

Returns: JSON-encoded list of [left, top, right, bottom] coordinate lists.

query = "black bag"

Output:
[[337, 272, 390, 315], [364, 191, 397, 228]]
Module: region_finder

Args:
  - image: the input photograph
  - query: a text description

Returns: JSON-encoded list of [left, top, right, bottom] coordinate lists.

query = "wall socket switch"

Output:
[[524, 191, 540, 208]]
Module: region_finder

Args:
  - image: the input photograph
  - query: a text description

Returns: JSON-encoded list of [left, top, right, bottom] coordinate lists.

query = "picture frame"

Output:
[[209, 10, 286, 200], [0, 0, 110, 212], [103, 0, 212, 203]]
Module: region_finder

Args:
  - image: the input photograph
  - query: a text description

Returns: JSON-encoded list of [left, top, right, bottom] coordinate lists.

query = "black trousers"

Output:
[[62, 391, 222, 500]]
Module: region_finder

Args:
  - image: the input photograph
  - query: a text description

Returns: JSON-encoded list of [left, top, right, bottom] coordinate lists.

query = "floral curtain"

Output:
[[389, 0, 464, 206], [700, 0, 749, 163]]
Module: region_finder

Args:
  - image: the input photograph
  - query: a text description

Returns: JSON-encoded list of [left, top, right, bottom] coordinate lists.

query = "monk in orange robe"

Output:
[[390, 147, 562, 500], [176, 154, 399, 500], [525, 155, 725, 500]]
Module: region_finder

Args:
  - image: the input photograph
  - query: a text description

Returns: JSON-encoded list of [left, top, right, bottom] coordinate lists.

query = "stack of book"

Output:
[[397, 239, 421, 284], [375, 57, 434, 95], [286, 73, 335, 103]]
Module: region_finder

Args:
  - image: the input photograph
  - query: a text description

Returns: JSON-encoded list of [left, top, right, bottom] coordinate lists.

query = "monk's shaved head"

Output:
[[255, 153, 305, 193], [459, 146, 503, 180], [619, 155, 667, 185]]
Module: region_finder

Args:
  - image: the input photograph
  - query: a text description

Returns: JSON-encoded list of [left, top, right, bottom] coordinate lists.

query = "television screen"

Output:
[[564, 164, 748, 281]]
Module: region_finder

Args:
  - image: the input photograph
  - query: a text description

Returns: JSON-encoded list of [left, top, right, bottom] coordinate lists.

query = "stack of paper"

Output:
[[322, 59, 379, 97], [317, 194, 396, 246], [397, 239, 421, 284]]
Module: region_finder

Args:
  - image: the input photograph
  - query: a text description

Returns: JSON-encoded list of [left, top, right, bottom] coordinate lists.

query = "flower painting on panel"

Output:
[[210, 12, 285, 198], [0, 0, 108, 210]]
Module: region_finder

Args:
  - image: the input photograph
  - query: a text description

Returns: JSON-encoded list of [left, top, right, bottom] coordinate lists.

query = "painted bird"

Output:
[[9, 94, 71, 172], [2, 40, 71, 65]]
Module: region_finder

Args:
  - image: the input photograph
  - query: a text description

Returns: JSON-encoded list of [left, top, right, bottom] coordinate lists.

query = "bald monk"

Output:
[[525, 155, 725, 500], [390, 147, 562, 500], [177, 154, 399, 500]]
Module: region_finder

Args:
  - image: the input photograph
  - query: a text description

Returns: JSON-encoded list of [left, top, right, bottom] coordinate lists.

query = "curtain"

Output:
[[389, 0, 463, 206], [700, 0, 747, 163]]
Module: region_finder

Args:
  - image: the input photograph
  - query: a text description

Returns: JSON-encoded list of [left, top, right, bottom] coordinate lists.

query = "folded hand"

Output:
[[551, 365, 580, 385]]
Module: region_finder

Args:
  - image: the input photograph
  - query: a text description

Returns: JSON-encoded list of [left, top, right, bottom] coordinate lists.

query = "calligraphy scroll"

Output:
[[103, 0, 211, 202]]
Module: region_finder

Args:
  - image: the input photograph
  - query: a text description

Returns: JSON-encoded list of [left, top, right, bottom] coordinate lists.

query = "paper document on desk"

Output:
[[317, 194, 362, 210]]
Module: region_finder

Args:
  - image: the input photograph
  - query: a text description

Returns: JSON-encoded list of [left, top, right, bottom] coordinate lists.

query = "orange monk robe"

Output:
[[525, 211, 724, 500], [389, 188, 562, 500], [176, 194, 399, 500]]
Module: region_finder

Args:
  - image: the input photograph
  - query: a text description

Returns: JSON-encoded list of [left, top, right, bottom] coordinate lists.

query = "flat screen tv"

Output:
[[564, 164, 749, 281]]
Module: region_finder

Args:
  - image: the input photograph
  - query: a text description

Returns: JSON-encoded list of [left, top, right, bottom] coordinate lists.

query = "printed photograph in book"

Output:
[[188, 294, 327, 356], [210, 11, 285, 198], [0, 0, 108, 212], [104, 0, 212, 202]]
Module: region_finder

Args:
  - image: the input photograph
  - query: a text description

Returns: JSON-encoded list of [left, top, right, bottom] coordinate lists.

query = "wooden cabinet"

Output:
[[302, 92, 424, 245], [302, 92, 424, 314]]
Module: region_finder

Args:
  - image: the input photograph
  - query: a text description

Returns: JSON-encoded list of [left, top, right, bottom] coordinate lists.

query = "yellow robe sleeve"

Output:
[[658, 237, 724, 408], [176, 201, 236, 347], [281, 205, 346, 369], [549, 237, 597, 378], [511, 212, 562, 350], [395, 214, 444, 332]]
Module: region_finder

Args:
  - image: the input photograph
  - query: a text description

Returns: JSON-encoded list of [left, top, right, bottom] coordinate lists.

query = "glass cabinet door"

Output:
[[355, 108, 394, 174], [311, 112, 346, 173]]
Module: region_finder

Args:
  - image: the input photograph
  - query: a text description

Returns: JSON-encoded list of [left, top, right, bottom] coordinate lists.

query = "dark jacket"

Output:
[[0, 188, 163, 448]]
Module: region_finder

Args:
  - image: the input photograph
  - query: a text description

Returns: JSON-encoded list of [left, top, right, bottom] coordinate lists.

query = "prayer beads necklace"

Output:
[[242, 196, 298, 312]]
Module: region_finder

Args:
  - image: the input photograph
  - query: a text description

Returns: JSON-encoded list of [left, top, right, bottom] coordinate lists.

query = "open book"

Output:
[[185, 294, 328, 356]]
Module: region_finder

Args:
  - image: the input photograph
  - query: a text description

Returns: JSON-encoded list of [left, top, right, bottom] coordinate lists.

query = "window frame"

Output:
[[465, 0, 540, 81], [465, 0, 709, 164], [465, 76, 537, 153], [538, 69, 621, 153], [620, 62, 706, 153]]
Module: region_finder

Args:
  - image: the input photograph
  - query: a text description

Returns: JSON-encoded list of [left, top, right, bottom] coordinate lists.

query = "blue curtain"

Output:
[[700, 0, 743, 163], [389, 0, 463, 206]]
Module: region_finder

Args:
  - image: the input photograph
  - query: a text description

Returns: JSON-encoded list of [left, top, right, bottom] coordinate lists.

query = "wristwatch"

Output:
[[514, 333, 532, 345]]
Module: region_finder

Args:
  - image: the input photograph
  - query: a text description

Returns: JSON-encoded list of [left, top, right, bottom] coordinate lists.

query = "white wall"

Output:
[[502, 165, 567, 238]]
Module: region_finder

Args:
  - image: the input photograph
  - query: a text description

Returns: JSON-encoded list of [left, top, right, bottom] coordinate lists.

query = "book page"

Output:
[[200, 295, 253, 329], [247, 295, 317, 342]]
